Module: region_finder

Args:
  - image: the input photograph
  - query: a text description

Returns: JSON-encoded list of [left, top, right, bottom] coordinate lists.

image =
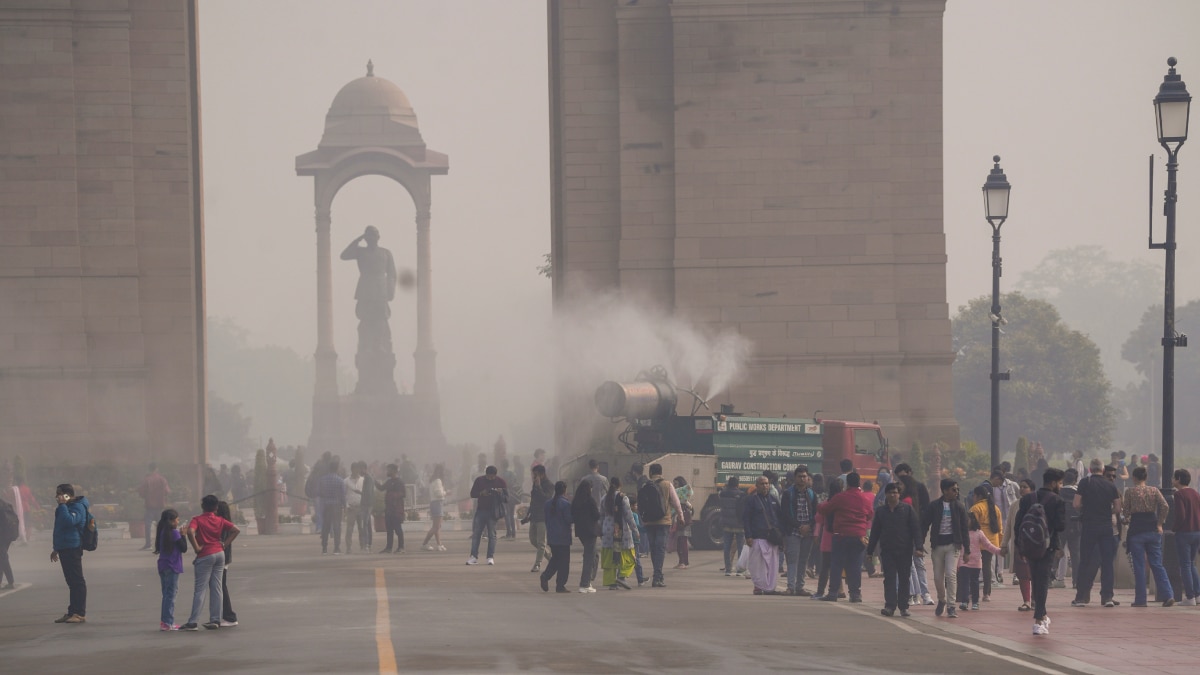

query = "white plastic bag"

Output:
[[737, 543, 751, 570]]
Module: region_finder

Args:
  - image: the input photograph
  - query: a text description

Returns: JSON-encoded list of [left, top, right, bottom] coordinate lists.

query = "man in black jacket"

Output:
[[923, 479, 969, 618], [780, 466, 818, 595], [867, 482, 924, 617], [1016, 467, 1066, 635], [718, 477, 746, 577]]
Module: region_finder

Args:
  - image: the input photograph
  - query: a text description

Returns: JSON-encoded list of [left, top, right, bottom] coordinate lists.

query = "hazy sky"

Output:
[[198, 1, 1200, 450]]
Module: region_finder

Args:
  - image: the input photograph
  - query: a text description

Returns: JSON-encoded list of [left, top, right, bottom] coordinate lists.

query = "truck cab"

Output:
[[819, 420, 889, 484]]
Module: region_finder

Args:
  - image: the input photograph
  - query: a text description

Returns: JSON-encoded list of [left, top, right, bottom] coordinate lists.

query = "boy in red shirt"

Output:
[[182, 495, 239, 630]]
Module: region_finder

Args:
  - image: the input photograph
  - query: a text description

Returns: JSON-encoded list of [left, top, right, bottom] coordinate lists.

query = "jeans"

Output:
[[1175, 530, 1200, 599], [0, 540, 12, 585], [881, 549, 913, 610], [723, 530, 745, 573], [784, 534, 814, 591], [645, 524, 670, 582], [579, 536, 598, 588], [1074, 524, 1118, 603], [505, 501, 517, 538], [221, 567, 237, 622], [981, 551, 994, 597], [384, 513, 405, 552], [320, 503, 343, 553], [1030, 552, 1054, 620], [541, 544, 571, 590], [528, 522, 548, 565], [343, 506, 360, 551], [470, 512, 497, 559], [358, 506, 373, 550], [829, 535, 865, 598], [1128, 530, 1173, 605], [144, 507, 159, 548], [58, 547, 86, 617], [956, 566, 980, 604], [910, 552, 930, 598], [1065, 521, 1082, 586], [159, 569, 179, 624], [929, 544, 960, 604], [187, 551, 225, 625]]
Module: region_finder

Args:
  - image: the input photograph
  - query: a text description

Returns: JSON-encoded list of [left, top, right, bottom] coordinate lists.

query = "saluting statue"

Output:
[[341, 225, 398, 395]]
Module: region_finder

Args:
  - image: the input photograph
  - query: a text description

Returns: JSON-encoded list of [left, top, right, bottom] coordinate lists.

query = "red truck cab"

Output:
[[819, 420, 889, 484]]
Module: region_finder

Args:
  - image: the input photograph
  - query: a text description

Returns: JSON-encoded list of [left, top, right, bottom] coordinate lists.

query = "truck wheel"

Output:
[[695, 509, 722, 550]]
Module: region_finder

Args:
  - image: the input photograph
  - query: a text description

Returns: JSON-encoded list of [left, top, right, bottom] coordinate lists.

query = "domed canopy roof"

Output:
[[321, 60, 423, 148]]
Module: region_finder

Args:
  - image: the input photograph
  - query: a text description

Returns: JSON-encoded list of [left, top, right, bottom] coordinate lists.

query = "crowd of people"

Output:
[[485, 453, 1200, 638]]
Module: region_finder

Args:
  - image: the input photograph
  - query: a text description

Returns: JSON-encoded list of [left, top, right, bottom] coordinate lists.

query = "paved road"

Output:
[[1, 529, 1117, 674]]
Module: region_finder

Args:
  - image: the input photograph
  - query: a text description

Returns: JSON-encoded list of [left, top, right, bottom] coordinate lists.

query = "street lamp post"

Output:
[[1151, 57, 1191, 498], [983, 156, 1012, 470]]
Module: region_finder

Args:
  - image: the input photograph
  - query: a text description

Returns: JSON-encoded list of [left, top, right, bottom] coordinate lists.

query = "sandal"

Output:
[[1017, 603, 1032, 612]]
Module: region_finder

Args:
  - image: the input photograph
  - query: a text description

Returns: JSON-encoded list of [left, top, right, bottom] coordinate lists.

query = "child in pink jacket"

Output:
[[957, 513, 1002, 610]]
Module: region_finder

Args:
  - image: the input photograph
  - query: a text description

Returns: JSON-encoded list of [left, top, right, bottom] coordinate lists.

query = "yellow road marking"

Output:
[[375, 568, 398, 674]]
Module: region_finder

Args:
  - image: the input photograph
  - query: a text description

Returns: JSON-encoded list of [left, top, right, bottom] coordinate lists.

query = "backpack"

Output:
[[0, 498, 18, 544], [638, 479, 667, 523], [1016, 501, 1049, 561], [80, 504, 98, 552]]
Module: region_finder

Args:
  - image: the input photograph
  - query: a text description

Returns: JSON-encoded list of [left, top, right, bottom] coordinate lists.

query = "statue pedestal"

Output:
[[312, 392, 444, 460]]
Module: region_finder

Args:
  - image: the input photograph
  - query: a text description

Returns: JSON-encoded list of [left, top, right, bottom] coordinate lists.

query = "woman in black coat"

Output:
[[571, 481, 601, 592]]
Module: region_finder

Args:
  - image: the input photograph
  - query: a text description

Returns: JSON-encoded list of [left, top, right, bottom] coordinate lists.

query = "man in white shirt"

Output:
[[344, 464, 365, 554]]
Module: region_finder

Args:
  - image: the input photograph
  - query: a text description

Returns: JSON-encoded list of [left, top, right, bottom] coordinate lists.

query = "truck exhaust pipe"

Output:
[[594, 379, 677, 420]]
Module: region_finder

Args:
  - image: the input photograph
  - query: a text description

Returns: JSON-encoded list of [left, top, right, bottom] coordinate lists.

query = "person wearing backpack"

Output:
[[1014, 467, 1066, 635], [51, 483, 90, 624], [640, 463, 682, 588]]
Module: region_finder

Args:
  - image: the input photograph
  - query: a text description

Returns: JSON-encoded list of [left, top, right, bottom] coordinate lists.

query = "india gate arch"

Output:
[[296, 61, 448, 457]]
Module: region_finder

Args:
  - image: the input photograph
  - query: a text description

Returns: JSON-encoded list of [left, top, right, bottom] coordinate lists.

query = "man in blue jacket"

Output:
[[743, 476, 783, 595], [51, 483, 89, 624], [780, 466, 818, 596]]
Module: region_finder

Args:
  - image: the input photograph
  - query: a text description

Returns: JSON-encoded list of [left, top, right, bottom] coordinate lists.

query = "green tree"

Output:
[[908, 441, 928, 489], [1121, 300, 1200, 454], [1017, 245, 1159, 388], [207, 317, 316, 448], [208, 390, 254, 459], [953, 293, 1114, 455], [1013, 436, 1029, 475]]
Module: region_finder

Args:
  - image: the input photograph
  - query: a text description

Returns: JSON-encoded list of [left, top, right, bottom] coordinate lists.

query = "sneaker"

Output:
[[881, 607, 895, 617], [946, 607, 958, 618], [578, 586, 591, 593], [64, 615, 86, 623], [423, 545, 435, 551], [219, 620, 238, 627], [651, 580, 666, 588], [923, 594, 935, 606], [466, 557, 478, 565], [1043, 615, 1051, 627], [555, 587, 571, 593], [849, 595, 862, 603], [1018, 604, 1032, 611], [795, 588, 812, 597], [531, 564, 541, 573], [725, 572, 732, 577], [540, 576, 549, 592], [819, 595, 838, 602], [958, 603, 968, 611], [1102, 600, 1115, 608], [971, 603, 979, 611], [1181, 597, 1197, 606], [837, 591, 847, 599], [1071, 600, 1088, 607], [486, 558, 495, 566], [638, 580, 648, 587], [899, 608, 911, 617], [615, 577, 631, 590], [1032, 621, 1049, 635], [160, 622, 180, 631], [54, 614, 72, 624], [437, 545, 447, 551], [982, 594, 990, 602], [180, 623, 199, 631], [333, 551, 342, 556], [202, 621, 220, 630], [1164, 598, 1176, 607], [935, 602, 945, 617]]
